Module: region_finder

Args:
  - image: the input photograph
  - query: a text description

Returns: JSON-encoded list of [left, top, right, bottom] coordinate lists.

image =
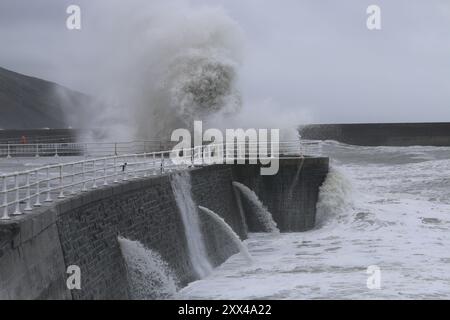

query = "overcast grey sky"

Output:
[[1, 0, 450, 124]]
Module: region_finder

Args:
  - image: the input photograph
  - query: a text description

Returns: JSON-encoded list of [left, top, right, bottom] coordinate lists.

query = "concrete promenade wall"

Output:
[[299, 123, 450, 146], [0, 159, 328, 300], [233, 157, 329, 232], [0, 209, 70, 299]]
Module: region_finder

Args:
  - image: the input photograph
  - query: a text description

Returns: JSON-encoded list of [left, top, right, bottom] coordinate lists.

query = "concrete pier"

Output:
[[299, 123, 450, 146]]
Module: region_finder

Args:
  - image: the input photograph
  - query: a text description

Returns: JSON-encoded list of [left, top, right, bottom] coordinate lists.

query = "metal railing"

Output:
[[0, 140, 322, 220], [0, 134, 77, 145], [0, 140, 176, 158], [0, 148, 189, 220], [0, 139, 322, 159]]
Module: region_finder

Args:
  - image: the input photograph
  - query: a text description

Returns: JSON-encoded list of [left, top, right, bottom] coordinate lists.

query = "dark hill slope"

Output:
[[0, 67, 89, 129]]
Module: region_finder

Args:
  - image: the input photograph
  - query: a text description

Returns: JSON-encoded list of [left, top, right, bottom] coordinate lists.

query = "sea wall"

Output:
[[0, 159, 328, 300], [299, 123, 450, 146], [233, 157, 329, 232], [0, 210, 70, 299]]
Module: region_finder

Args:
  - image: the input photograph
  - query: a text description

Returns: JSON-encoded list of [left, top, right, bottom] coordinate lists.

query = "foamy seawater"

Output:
[[179, 141, 450, 299]]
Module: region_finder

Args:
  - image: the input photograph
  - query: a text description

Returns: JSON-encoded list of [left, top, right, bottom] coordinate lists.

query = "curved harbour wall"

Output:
[[0, 158, 328, 300]]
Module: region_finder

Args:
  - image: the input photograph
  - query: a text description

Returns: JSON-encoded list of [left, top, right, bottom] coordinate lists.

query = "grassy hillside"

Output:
[[0, 67, 90, 129]]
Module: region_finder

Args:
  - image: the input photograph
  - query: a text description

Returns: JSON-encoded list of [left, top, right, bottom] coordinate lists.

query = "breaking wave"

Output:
[[70, 1, 244, 141], [315, 167, 353, 227]]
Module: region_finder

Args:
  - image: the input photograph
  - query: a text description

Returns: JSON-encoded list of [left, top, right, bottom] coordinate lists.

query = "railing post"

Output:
[[35, 144, 40, 158], [103, 159, 108, 186], [34, 171, 41, 207], [161, 153, 165, 174], [58, 165, 65, 199], [82, 162, 87, 192], [201, 145, 205, 165], [143, 153, 148, 177], [55, 144, 59, 157], [24, 172, 32, 211], [113, 157, 118, 183], [71, 164, 76, 194], [7, 143, 11, 158], [152, 153, 157, 175], [1, 176, 9, 220], [133, 156, 138, 178], [92, 160, 98, 189], [45, 167, 52, 202], [203, 145, 209, 164], [13, 173, 22, 215]]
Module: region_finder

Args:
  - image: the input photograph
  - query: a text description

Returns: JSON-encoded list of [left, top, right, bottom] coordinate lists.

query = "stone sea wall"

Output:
[[0, 159, 328, 300]]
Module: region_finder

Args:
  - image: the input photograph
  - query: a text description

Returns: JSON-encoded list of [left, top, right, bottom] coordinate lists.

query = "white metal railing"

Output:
[[0, 140, 322, 159], [0, 140, 176, 158], [0, 134, 77, 145], [0, 140, 321, 220], [0, 148, 185, 220]]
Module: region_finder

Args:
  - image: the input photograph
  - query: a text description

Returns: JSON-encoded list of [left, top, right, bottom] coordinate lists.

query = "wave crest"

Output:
[[316, 167, 353, 228]]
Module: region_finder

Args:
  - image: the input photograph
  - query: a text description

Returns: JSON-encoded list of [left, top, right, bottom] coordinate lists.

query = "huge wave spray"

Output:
[[68, 0, 244, 141]]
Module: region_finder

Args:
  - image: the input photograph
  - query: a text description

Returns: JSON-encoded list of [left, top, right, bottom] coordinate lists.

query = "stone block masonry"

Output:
[[0, 209, 70, 299], [0, 158, 328, 299]]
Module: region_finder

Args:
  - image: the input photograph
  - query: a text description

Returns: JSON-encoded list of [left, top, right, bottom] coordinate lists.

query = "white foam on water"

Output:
[[171, 171, 213, 278], [118, 236, 178, 300], [232, 182, 280, 234], [180, 142, 450, 299]]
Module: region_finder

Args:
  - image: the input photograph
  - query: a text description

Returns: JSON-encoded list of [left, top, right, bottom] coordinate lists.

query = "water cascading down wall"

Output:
[[0, 158, 328, 299]]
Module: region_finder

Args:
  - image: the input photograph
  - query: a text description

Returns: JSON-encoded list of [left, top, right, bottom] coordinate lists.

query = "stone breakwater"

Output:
[[0, 158, 328, 300], [299, 122, 450, 146]]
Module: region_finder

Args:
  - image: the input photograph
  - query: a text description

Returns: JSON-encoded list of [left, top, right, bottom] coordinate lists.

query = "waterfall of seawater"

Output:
[[118, 237, 178, 300], [171, 172, 213, 278], [232, 182, 280, 234], [198, 206, 252, 262], [286, 157, 305, 201]]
